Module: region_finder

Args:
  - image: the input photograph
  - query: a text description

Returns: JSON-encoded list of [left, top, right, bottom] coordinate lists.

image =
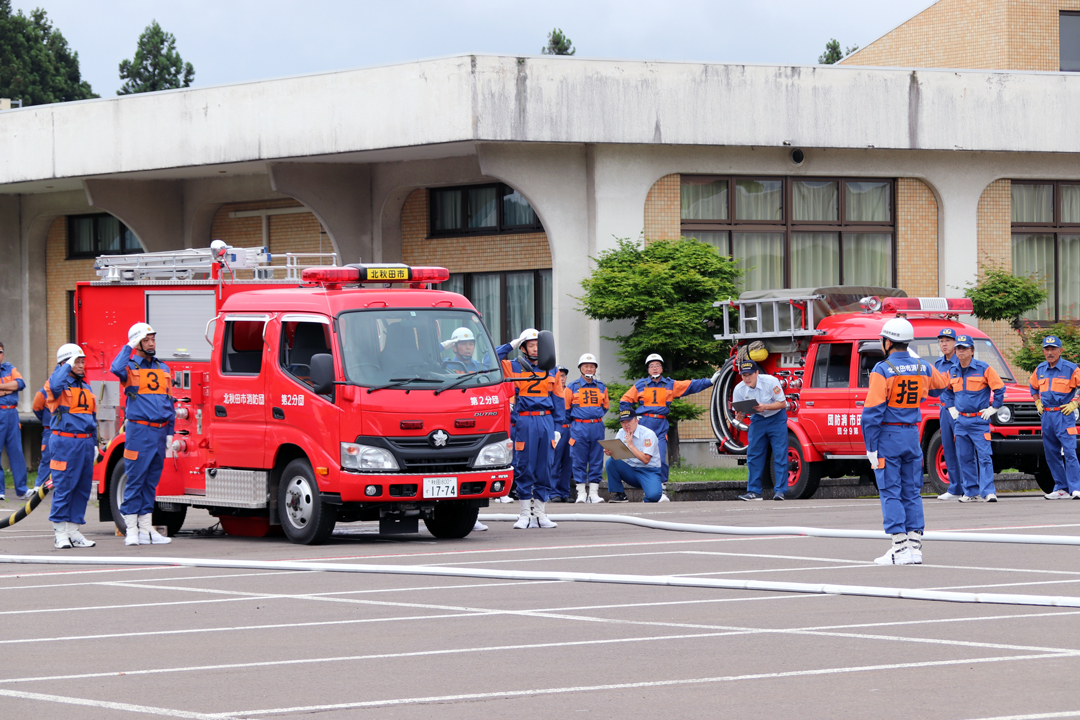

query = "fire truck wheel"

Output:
[[278, 458, 337, 545], [108, 456, 188, 536], [768, 434, 820, 500], [423, 502, 480, 539], [925, 431, 951, 495]]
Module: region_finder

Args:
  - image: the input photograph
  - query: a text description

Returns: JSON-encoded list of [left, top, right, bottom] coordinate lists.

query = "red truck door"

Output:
[[800, 342, 857, 453], [210, 315, 270, 468], [852, 342, 886, 453]]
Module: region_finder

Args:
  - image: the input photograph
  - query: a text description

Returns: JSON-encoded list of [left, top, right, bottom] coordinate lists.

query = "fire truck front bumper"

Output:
[[336, 468, 514, 503]]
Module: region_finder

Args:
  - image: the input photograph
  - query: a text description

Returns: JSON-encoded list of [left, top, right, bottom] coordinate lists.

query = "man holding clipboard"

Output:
[[602, 410, 663, 502], [732, 360, 790, 501]]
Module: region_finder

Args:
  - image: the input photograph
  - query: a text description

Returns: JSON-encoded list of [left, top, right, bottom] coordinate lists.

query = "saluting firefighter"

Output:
[[1029, 335, 1080, 499], [861, 318, 949, 565], [620, 353, 719, 493], [31, 351, 66, 491], [550, 366, 573, 502], [441, 327, 487, 373], [565, 353, 609, 504], [110, 322, 174, 545], [497, 329, 566, 529], [941, 334, 1005, 502], [0, 341, 33, 501], [932, 328, 972, 500], [45, 344, 98, 548]]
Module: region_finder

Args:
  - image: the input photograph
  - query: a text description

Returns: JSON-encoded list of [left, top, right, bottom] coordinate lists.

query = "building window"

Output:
[[680, 176, 895, 291], [67, 214, 142, 259], [441, 270, 552, 345], [1061, 12, 1080, 72], [1011, 181, 1080, 322], [429, 184, 543, 237]]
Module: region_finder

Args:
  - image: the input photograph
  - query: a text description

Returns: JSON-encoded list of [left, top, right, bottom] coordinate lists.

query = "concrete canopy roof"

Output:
[[1, 54, 1079, 190]]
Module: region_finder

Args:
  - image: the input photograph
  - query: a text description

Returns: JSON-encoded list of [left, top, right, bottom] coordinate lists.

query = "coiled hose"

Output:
[[710, 357, 748, 453]]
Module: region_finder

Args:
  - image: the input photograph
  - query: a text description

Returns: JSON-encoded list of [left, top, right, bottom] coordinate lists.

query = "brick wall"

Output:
[[209, 199, 333, 268], [842, 0, 1080, 71], [976, 178, 1021, 359], [896, 177, 939, 297], [45, 217, 97, 360], [643, 174, 681, 242], [399, 189, 551, 272]]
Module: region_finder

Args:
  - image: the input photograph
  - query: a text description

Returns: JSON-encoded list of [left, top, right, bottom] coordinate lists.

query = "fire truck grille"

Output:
[[1009, 403, 1041, 425], [388, 436, 479, 449], [399, 457, 474, 473]]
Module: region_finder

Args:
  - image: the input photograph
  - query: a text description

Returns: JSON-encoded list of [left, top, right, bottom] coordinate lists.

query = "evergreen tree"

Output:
[[818, 39, 859, 64], [0, 1, 96, 105], [542, 28, 575, 56], [118, 20, 195, 95]]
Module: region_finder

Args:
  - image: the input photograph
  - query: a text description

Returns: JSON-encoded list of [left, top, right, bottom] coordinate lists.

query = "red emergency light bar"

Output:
[[301, 264, 450, 287], [880, 297, 973, 315]]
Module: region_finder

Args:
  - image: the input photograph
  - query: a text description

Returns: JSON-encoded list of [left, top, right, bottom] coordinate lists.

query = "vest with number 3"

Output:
[[122, 358, 174, 423]]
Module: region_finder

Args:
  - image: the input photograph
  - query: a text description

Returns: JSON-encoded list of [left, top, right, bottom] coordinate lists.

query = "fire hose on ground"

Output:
[[0, 482, 52, 530]]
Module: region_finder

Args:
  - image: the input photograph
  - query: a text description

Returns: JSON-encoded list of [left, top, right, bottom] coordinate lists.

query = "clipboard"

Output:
[[599, 438, 637, 460], [732, 399, 759, 414]]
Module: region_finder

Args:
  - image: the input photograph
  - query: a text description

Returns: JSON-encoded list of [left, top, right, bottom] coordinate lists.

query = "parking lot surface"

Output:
[[1, 493, 1079, 719]]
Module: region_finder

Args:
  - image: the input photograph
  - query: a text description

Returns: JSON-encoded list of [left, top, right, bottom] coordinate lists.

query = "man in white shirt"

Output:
[[732, 360, 790, 501], [604, 409, 663, 502]]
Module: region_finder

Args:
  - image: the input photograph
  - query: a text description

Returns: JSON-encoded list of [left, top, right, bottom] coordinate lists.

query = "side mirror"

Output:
[[310, 353, 336, 396], [536, 330, 557, 372]]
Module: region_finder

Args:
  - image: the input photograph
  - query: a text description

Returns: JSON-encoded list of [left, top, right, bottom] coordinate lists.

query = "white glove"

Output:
[[441, 338, 455, 349], [128, 338, 139, 349], [948, 407, 959, 421], [165, 435, 175, 458], [908, 348, 920, 359], [509, 337, 524, 350], [980, 407, 997, 421], [711, 369, 722, 384], [553, 431, 561, 446], [866, 450, 878, 468]]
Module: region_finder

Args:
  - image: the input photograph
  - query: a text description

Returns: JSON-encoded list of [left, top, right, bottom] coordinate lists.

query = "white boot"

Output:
[[53, 522, 72, 549], [908, 530, 923, 564], [534, 500, 557, 529], [137, 514, 171, 544], [66, 522, 96, 548], [124, 514, 140, 546], [574, 483, 587, 503], [587, 483, 604, 503], [513, 499, 532, 529], [874, 533, 914, 565]]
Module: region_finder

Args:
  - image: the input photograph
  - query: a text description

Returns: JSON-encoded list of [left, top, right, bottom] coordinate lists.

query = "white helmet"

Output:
[[880, 318, 915, 343], [128, 322, 156, 346], [442, 327, 476, 348], [645, 353, 664, 376], [518, 328, 540, 357], [56, 343, 85, 365], [578, 353, 598, 377]]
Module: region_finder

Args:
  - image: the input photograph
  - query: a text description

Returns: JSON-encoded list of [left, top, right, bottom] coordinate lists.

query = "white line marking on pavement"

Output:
[[955, 711, 1080, 720], [0, 688, 235, 719]]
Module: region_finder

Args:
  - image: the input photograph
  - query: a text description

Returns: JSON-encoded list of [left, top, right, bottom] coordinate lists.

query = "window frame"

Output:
[[67, 213, 142, 259], [1011, 180, 1080, 323], [443, 269, 552, 345], [809, 342, 854, 390], [220, 316, 268, 376], [1061, 10, 1080, 72], [428, 183, 544, 238]]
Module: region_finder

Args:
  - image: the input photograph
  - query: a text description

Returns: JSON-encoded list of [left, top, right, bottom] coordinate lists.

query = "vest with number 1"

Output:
[[122, 357, 174, 423]]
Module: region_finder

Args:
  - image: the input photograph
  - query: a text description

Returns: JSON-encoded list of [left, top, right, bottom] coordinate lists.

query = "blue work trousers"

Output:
[[938, 407, 971, 496], [0, 407, 29, 495], [550, 425, 572, 498], [121, 423, 168, 515], [874, 425, 925, 535], [512, 413, 555, 501], [1042, 410, 1080, 493], [48, 434, 94, 524], [605, 457, 664, 502], [954, 416, 996, 497], [36, 431, 53, 488], [637, 416, 670, 483], [570, 421, 605, 486], [746, 411, 789, 496]]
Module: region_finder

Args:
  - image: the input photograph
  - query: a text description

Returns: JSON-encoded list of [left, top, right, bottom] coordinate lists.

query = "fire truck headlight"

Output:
[[473, 438, 513, 468], [994, 405, 1013, 424], [341, 443, 399, 471]]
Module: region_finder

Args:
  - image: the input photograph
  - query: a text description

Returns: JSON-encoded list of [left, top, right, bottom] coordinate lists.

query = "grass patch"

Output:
[[669, 466, 748, 483]]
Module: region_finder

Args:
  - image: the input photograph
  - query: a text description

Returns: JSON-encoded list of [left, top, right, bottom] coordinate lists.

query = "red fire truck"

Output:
[[709, 288, 1057, 498], [80, 244, 522, 544]]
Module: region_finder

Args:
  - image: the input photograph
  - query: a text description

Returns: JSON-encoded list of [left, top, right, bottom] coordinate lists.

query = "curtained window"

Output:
[[1011, 181, 1080, 321], [845, 182, 891, 222], [736, 179, 783, 220], [506, 271, 535, 341], [470, 274, 502, 344], [1012, 184, 1054, 223], [467, 187, 498, 229], [791, 232, 839, 287], [681, 178, 728, 220], [1012, 234, 1055, 321], [683, 230, 729, 255], [430, 183, 543, 236], [793, 181, 838, 221], [1059, 235, 1080, 319], [67, 214, 142, 258], [503, 187, 538, 227], [843, 233, 893, 287], [445, 270, 553, 344], [1061, 185, 1080, 223], [733, 232, 784, 291]]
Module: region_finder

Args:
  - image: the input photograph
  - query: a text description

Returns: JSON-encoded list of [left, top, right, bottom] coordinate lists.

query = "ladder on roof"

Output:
[[712, 296, 826, 341], [94, 246, 337, 283]]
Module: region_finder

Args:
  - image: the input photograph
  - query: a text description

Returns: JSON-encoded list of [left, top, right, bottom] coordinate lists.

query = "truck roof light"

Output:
[[880, 297, 974, 315], [300, 267, 360, 287], [409, 267, 451, 284], [300, 264, 450, 288]]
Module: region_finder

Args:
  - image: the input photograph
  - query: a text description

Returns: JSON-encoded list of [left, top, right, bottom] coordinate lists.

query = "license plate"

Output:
[[423, 476, 458, 499]]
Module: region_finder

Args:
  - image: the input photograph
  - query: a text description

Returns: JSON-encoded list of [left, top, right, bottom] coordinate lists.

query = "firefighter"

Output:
[[861, 318, 948, 565], [932, 328, 971, 500], [566, 353, 609, 504], [110, 322, 174, 545], [942, 334, 1005, 502], [619, 353, 719, 495], [731, 360, 789, 501], [549, 366, 573, 502], [497, 328, 566, 529], [45, 344, 97, 548], [1029, 335, 1080, 499], [441, 327, 486, 373], [0, 341, 33, 501]]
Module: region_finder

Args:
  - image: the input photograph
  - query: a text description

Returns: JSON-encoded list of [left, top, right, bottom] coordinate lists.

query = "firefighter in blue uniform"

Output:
[[932, 328, 971, 500], [942, 335, 1005, 502], [566, 354, 609, 504], [497, 329, 566, 529], [110, 322, 174, 545], [441, 327, 487, 373], [0, 341, 33, 501], [861, 318, 948, 565], [1029, 335, 1080, 499], [549, 366, 573, 502], [46, 344, 98, 548], [619, 353, 719, 494]]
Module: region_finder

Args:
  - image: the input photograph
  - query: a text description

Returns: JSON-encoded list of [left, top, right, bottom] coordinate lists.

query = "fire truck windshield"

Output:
[[337, 309, 502, 389], [909, 336, 1015, 382]]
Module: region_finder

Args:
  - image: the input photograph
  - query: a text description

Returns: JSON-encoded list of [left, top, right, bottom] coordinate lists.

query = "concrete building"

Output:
[[1, 0, 1079, 467]]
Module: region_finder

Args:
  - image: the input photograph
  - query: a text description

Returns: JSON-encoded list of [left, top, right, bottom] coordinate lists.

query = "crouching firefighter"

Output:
[[861, 318, 948, 565], [497, 329, 565, 529], [110, 322, 174, 545]]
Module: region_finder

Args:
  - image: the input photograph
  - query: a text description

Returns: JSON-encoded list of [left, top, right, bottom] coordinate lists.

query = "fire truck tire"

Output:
[[1033, 469, 1056, 495], [768, 434, 821, 500], [278, 459, 337, 545], [423, 502, 479, 539], [924, 431, 951, 495], [108, 460, 188, 536]]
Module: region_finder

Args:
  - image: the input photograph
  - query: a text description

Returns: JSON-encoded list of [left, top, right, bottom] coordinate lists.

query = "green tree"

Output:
[[964, 260, 1048, 330], [818, 38, 859, 64], [542, 28, 575, 56], [578, 238, 741, 464], [0, 1, 96, 105], [118, 20, 194, 95]]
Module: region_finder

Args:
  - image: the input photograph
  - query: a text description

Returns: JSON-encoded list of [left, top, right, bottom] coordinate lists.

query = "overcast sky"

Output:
[[12, 0, 937, 97]]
